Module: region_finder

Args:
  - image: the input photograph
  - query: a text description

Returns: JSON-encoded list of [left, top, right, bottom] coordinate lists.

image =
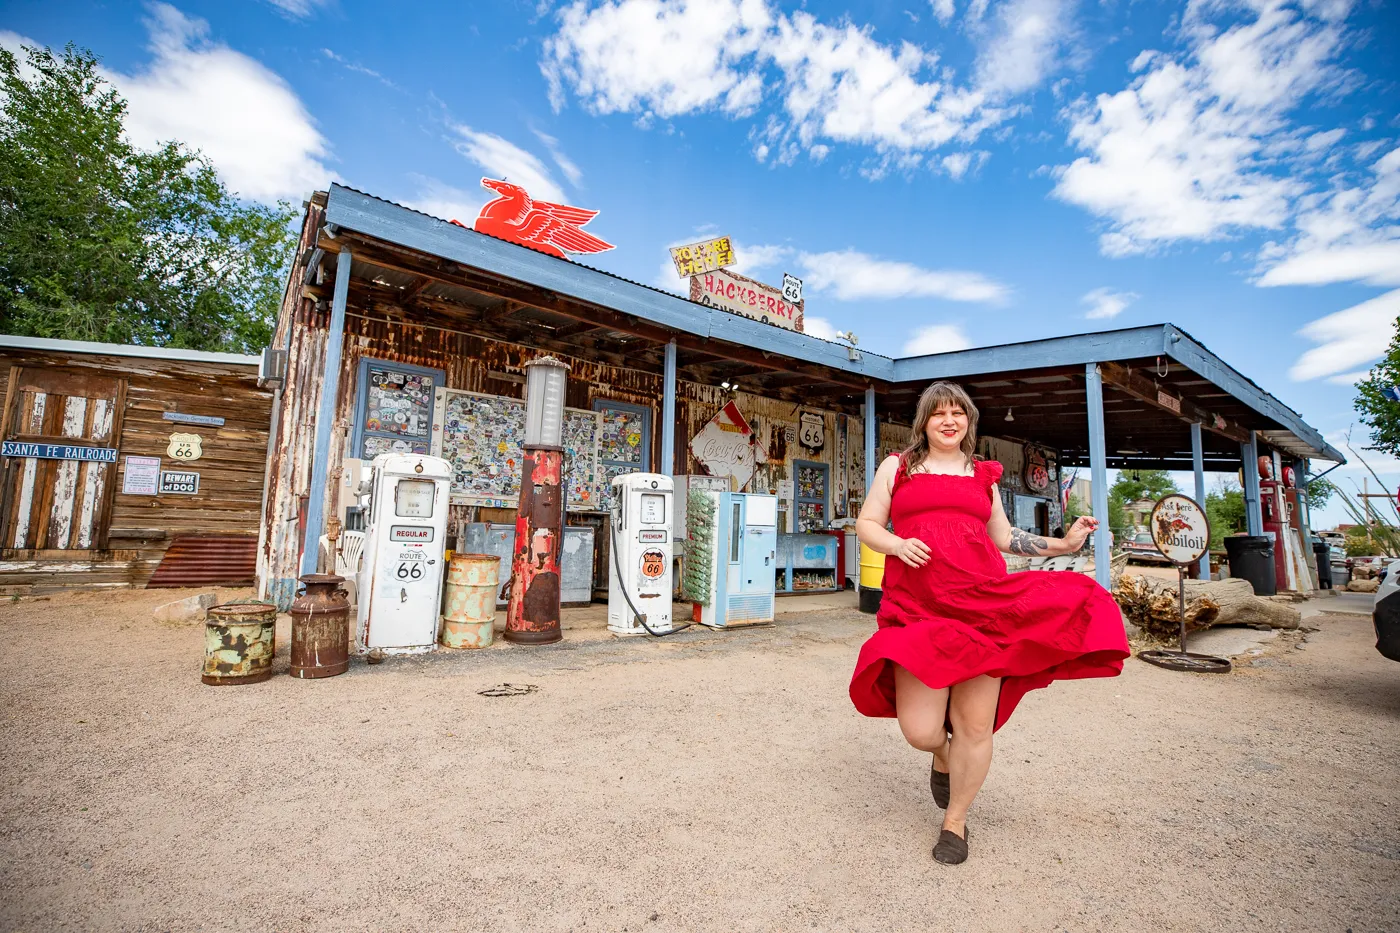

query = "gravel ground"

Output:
[[1, 587, 1397, 932]]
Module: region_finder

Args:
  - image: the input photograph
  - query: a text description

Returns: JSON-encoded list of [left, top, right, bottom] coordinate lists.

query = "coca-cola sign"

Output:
[[690, 401, 756, 489]]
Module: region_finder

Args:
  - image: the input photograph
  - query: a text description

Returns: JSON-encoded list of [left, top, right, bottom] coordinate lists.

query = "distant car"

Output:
[[1374, 559, 1400, 662], [1122, 531, 1171, 565]]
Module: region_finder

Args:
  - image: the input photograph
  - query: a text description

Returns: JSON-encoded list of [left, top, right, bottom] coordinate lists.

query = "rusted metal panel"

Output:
[[440, 552, 499, 649], [146, 534, 258, 586], [202, 602, 277, 685], [504, 448, 563, 644], [289, 573, 350, 678]]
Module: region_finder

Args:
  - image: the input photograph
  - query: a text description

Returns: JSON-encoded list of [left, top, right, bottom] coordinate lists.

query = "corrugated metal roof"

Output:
[[0, 334, 260, 366]]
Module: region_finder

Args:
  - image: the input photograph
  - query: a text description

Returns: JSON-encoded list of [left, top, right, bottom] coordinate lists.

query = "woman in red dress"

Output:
[[849, 382, 1130, 865]]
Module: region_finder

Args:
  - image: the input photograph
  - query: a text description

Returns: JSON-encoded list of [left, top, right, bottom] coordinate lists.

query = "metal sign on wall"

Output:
[[690, 268, 804, 332], [669, 236, 736, 278], [1, 441, 117, 462], [690, 401, 757, 490], [159, 470, 200, 495]]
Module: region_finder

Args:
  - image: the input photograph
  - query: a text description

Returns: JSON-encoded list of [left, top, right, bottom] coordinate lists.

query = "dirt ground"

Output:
[[1, 587, 1397, 932]]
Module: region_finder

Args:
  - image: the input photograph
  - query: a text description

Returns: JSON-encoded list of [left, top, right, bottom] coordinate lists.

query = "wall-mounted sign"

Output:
[[690, 268, 804, 332], [167, 433, 203, 461], [669, 236, 736, 278], [782, 273, 803, 304], [122, 456, 162, 495], [1, 441, 117, 462], [159, 470, 200, 494], [1156, 390, 1181, 414], [798, 412, 825, 450], [690, 400, 756, 490], [1150, 494, 1211, 566], [1024, 446, 1051, 493], [162, 411, 225, 427], [467, 178, 614, 260]]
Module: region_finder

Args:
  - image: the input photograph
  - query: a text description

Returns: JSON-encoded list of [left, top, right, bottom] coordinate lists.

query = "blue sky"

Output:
[[3, 0, 1398, 527]]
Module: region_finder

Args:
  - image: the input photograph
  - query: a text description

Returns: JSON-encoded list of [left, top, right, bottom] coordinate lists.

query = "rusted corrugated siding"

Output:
[[146, 534, 258, 587]]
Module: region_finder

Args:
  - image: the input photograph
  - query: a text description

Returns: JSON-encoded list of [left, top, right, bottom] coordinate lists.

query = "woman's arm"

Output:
[[856, 456, 932, 568], [986, 484, 1099, 557]]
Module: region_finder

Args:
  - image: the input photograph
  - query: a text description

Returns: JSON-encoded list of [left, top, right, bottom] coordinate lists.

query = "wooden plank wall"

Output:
[[0, 349, 272, 593]]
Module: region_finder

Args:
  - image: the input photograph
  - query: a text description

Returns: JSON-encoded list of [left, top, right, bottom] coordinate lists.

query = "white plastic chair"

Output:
[[337, 530, 366, 578]]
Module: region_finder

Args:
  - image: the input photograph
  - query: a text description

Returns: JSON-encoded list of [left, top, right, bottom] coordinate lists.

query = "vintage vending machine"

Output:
[[695, 491, 778, 628], [356, 453, 452, 655], [608, 473, 674, 636]]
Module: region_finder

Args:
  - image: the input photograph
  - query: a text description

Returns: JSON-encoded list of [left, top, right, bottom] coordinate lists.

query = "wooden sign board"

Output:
[[690, 268, 804, 332], [670, 236, 736, 278]]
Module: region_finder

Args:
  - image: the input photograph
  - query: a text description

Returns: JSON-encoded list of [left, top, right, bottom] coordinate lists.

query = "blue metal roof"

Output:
[[323, 184, 1342, 463]]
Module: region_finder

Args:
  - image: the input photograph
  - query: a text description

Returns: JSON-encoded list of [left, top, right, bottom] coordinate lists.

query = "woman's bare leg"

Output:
[[944, 674, 1001, 835], [892, 664, 950, 753]]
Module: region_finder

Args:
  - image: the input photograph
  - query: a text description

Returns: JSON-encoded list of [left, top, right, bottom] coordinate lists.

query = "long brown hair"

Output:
[[901, 381, 979, 473]]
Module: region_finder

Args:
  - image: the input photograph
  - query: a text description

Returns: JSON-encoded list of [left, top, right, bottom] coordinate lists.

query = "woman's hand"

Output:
[[893, 536, 932, 568], [1064, 516, 1099, 551]]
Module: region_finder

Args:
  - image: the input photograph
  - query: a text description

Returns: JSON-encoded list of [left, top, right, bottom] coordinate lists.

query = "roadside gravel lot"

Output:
[[1, 588, 1396, 932]]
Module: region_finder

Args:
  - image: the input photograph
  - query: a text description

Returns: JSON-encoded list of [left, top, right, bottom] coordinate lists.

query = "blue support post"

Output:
[[661, 339, 676, 475], [300, 246, 352, 577], [1191, 422, 1208, 579], [1242, 435, 1262, 536], [1085, 364, 1112, 590], [864, 386, 876, 493]]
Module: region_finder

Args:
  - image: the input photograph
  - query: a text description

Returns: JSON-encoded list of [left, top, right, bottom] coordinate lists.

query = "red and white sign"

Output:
[[690, 268, 804, 332], [690, 401, 757, 489], [457, 178, 614, 260]]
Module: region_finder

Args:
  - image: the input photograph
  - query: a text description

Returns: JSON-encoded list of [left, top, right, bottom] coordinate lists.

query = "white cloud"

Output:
[[1081, 286, 1139, 319], [266, 0, 329, 17], [803, 315, 841, 340], [321, 48, 398, 89], [106, 4, 332, 202], [904, 323, 974, 355], [1053, 1, 1348, 256], [403, 175, 485, 224], [796, 249, 1009, 303], [930, 0, 956, 25], [939, 150, 989, 180], [533, 129, 584, 186], [972, 0, 1077, 97], [542, 0, 1072, 166], [729, 241, 793, 275], [451, 125, 566, 203], [1289, 288, 1400, 381]]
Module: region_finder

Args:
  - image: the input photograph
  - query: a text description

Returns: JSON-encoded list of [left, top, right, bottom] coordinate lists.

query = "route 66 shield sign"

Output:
[[167, 433, 203, 462], [782, 273, 803, 304], [798, 412, 824, 450]]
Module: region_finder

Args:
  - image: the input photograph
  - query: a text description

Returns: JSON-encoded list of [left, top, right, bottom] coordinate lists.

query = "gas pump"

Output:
[[356, 453, 452, 655], [696, 491, 778, 628], [608, 473, 678, 637]]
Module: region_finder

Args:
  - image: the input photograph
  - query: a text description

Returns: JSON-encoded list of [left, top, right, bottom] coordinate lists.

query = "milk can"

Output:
[[289, 573, 350, 678], [440, 553, 500, 649], [202, 601, 277, 685]]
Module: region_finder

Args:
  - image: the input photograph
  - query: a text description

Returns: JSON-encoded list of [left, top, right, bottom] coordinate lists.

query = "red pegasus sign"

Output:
[[455, 178, 614, 259]]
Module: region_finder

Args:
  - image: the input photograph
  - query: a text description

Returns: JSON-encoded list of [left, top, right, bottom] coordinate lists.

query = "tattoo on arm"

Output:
[[1008, 528, 1050, 556]]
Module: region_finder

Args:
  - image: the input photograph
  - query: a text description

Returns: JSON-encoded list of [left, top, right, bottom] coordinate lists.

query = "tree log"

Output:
[[1183, 578, 1301, 630], [1114, 575, 1301, 637]]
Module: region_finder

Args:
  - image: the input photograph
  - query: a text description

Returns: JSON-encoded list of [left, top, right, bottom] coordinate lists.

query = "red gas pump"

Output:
[[1258, 456, 1292, 593]]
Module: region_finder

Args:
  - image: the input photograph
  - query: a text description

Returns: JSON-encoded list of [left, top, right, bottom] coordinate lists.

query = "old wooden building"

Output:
[[0, 336, 273, 593], [259, 185, 1341, 606]]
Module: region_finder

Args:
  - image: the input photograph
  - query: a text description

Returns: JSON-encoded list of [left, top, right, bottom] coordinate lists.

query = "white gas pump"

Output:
[[356, 453, 451, 655], [608, 473, 676, 636]]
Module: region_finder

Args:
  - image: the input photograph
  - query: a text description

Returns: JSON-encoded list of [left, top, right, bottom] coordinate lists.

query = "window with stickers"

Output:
[[352, 359, 445, 461]]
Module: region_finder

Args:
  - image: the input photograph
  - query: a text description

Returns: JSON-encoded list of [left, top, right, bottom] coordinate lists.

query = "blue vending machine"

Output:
[[697, 491, 778, 628]]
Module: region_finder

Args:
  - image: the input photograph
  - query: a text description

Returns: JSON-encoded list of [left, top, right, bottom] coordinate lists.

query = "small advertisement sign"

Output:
[[690, 401, 757, 490], [690, 268, 804, 332], [122, 456, 162, 495], [669, 236, 736, 278], [159, 470, 200, 495], [1149, 494, 1211, 566]]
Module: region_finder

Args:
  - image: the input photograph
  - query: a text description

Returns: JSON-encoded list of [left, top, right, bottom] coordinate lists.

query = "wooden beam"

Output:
[[1100, 362, 1250, 443]]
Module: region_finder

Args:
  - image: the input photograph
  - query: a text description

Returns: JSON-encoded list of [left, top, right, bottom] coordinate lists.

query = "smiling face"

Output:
[[924, 401, 969, 454]]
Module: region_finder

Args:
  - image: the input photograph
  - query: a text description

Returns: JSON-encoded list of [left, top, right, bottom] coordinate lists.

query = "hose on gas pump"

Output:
[[609, 518, 692, 638]]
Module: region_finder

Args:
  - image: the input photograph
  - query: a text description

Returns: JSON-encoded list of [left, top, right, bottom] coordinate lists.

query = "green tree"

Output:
[[0, 43, 295, 352], [1205, 481, 1246, 549], [1355, 314, 1400, 458], [1107, 469, 1179, 538]]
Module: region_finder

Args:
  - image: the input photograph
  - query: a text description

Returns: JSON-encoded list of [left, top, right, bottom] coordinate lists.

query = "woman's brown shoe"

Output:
[[933, 825, 968, 864], [930, 760, 950, 808]]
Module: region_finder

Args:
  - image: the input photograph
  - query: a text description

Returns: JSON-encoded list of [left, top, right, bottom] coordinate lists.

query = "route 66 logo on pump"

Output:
[[166, 433, 202, 461], [799, 412, 825, 450]]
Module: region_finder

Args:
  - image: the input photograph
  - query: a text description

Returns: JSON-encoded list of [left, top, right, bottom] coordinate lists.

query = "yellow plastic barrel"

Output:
[[440, 554, 500, 649], [858, 544, 885, 614]]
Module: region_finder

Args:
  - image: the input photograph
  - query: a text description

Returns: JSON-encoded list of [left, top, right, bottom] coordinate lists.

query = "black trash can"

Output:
[[1313, 541, 1334, 589], [1225, 535, 1276, 596]]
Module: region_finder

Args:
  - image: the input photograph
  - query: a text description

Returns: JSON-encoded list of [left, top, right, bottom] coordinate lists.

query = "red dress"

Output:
[[849, 458, 1130, 731]]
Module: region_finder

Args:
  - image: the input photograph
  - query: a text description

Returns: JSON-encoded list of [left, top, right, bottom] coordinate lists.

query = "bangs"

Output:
[[921, 383, 977, 419]]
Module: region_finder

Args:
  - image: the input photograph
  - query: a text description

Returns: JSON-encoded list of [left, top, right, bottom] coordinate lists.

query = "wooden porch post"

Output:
[[661, 339, 676, 476], [300, 246, 352, 577], [1085, 363, 1111, 589], [1192, 421, 1208, 579]]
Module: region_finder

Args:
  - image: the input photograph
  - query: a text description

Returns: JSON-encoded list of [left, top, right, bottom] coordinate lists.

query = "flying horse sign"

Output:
[[453, 178, 614, 259]]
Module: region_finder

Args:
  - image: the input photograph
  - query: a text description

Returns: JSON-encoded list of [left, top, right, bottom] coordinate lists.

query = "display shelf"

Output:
[[776, 532, 839, 595]]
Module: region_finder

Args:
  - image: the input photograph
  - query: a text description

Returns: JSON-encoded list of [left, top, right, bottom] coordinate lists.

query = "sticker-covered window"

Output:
[[354, 359, 443, 460]]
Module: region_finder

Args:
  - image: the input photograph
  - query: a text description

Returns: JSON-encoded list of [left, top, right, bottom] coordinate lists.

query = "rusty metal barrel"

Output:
[[289, 573, 350, 678], [440, 553, 500, 649], [202, 602, 277, 685]]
